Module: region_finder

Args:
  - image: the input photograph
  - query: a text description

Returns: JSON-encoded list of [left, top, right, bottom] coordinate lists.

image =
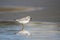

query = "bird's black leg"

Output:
[[21, 24, 24, 31]]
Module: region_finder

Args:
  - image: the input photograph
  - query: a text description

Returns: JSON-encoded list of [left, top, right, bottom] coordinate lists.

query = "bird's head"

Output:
[[26, 16, 32, 20]]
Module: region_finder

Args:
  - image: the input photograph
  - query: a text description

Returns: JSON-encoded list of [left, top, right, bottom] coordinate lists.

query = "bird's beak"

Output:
[[30, 18, 32, 19]]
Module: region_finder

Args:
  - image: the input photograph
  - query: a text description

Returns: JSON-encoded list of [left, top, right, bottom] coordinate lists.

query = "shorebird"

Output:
[[16, 16, 32, 31], [16, 16, 32, 36]]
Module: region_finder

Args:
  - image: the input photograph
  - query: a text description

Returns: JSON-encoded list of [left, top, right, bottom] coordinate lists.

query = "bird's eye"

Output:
[[30, 18, 32, 19]]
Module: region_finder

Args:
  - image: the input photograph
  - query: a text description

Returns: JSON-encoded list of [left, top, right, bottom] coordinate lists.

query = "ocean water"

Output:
[[0, 21, 60, 40]]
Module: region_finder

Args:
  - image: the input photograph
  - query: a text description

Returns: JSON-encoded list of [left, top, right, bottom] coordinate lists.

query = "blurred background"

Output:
[[0, 0, 60, 22]]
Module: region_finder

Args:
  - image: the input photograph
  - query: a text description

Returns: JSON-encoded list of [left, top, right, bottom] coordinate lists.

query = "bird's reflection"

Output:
[[16, 30, 31, 36]]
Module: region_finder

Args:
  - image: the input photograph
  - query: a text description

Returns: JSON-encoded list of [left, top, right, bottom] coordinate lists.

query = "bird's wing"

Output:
[[19, 17, 27, 21]]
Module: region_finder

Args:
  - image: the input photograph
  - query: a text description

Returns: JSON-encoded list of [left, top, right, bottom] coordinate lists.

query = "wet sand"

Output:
[[0, 7, 25, 12]]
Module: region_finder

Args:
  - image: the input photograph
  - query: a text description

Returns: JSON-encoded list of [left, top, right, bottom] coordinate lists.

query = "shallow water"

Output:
[[0, 0, 60, 40], [0, 21, 60, 40]]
